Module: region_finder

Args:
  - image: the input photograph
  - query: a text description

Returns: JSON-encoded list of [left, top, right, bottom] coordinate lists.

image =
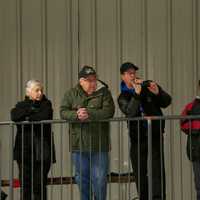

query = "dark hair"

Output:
[[120, 62, 139, 74]]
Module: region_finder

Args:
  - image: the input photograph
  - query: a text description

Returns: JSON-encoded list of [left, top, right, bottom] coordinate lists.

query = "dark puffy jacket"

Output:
[[181, 98, 200, 161], [118, 81, 172, 141], [11, 95, 56, 163]]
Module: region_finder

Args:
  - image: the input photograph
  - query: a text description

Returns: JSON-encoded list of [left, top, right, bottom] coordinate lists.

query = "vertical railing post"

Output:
[[60, 123, 63, 200], [41, 123, 44, 200], [147, 118, 153, 200], [9, 123, 14, 200], [69, 122, 74, 200], [0, 137, 2, 200], [31, 123, 34, 200]]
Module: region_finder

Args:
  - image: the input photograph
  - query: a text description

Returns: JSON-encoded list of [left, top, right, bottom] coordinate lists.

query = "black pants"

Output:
[[1, 191, 7, 200], [17, 160, 51, 200], [192, 161, 200, 200], [130, 138, 166, 200]]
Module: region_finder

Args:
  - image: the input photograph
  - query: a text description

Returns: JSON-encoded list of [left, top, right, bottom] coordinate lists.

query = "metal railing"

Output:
[[0, 115, 199, 200]]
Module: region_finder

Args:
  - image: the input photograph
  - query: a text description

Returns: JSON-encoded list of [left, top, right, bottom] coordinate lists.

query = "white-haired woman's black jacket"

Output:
[[11, 95, 56, 163]]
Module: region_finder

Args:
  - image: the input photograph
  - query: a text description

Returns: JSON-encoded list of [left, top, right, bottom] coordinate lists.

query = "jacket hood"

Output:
[[96, 79, 108, 91], [77, 79, 109, 95], [196, 96, 200, 100]]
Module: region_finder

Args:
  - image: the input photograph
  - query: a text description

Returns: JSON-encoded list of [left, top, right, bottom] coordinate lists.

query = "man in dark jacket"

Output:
[[118, 62, 171, 200], [60, 66, 115, 200], [11, 80, 55, 200]]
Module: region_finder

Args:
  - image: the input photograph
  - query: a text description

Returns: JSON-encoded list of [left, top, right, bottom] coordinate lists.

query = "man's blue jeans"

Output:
[[72, 152, 109, 200]]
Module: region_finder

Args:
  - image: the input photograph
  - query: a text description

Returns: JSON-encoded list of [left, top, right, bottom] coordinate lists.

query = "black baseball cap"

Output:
[[78, 66, 96, 79], [120, 62, 139, 74]]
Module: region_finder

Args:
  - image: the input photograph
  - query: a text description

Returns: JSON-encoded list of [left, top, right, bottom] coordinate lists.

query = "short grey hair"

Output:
[[25, 79, 43, 95]]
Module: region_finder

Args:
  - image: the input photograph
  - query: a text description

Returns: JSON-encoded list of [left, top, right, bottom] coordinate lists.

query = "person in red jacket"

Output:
[[180, 80, 200, 200]]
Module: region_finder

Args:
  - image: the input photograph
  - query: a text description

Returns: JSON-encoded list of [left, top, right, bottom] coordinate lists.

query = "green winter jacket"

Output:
[[60, 81, 115, 152]]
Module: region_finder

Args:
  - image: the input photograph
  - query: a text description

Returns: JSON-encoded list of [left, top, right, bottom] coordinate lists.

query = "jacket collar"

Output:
[[24, 95, 47, 102], [77, 80, 106, 97], [196, 96, 200, 100], [120, 81, 135, 94]]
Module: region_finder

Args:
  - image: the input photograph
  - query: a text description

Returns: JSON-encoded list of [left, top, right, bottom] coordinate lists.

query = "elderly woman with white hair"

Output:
[[11, 79, 55, 200]]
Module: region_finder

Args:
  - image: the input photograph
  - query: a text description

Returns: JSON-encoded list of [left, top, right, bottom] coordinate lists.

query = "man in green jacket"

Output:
[[60, 65, 115, 200]]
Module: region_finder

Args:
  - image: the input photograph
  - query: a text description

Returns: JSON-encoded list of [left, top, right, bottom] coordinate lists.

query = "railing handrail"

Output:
[[1, 114, 200, 125]]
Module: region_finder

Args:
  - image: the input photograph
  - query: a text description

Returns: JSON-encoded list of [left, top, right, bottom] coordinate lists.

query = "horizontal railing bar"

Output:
[[1, 115, 200, 125]]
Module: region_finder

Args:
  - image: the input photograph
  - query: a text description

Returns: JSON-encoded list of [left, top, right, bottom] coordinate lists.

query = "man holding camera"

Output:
[[118, 62, 171, 200]]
